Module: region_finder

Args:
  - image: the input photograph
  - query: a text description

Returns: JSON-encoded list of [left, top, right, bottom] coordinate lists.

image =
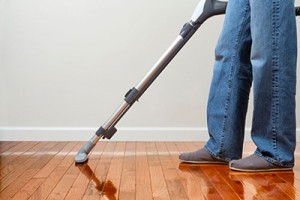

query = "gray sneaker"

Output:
[[179, 148, 228, 164], [229, 154, 293, 172]]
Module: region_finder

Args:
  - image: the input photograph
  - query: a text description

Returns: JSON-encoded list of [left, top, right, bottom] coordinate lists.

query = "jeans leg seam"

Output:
[[219, 3, 251, 156], [271, 0, 280, 161]]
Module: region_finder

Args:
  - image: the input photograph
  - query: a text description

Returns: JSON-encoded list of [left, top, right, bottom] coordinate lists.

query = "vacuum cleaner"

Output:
[[75, 0, 300, 164]]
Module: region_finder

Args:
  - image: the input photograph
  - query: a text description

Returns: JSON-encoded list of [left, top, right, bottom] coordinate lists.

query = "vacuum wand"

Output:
[[74, 0, 228, 164]]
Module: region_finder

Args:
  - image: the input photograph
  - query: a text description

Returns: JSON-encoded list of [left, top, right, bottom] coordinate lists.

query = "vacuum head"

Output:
[[75, 141, 96, 164], [75, 152, 89, 164]]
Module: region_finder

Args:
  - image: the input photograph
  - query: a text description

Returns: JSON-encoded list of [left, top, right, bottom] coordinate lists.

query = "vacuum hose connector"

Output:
[[191, 0, 227, 25]]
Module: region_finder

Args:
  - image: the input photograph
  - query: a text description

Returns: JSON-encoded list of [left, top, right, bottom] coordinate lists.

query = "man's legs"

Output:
[[180, 0, 253, 162], [204, 0, 253, 161], [230, 0, 297, 170]]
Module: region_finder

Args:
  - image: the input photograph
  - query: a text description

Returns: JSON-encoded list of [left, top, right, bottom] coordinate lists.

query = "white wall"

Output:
[[1, 0, 300, 141]]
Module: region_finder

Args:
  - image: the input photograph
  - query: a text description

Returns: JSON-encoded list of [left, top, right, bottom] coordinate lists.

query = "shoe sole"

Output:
[[180, 159, 228, 164], [229, 166, 293, 172]]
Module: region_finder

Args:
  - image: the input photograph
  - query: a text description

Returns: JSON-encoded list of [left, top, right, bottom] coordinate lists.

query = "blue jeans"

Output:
[[205, 0, 297, 167]]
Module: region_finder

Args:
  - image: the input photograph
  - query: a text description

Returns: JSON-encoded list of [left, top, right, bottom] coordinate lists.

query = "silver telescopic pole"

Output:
[[75, 0, 227, 164]]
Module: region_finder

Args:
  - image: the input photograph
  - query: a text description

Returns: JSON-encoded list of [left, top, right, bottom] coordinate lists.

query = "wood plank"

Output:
[[68, 160, 99, 200], [185, 142, 241, 200], [0, 142, 20, 153], [146, 142, 170, 200], [82, 141, 116, 200], [100, 142, 126, 200], [0, 142, 39, 178], [34, 142, 77, 179], [0, 141, 30, 157], [165, 142, 206, 200], [135, 142, 153, 200], [200, 165, 240, 199], [293, 155, 300, 182], [42, 142, 83, 200], [187, 142, 253, 199], [64, 141, 107, 200], [156, 142, 189, 200], [28, 142, 80, 200], [276, 171, 300, 198], [0, 142, 39, 167], [176, 142, 222, 199], [119, 142, 136, 200], [0, 141, 11, 147], [0, 142, 46, 192], [0, 142, 66, 200], [264, 173, 298, 199], [215, 165, 257, 199], [10, 178, 45, 200], [230, 173, 293, 199], [46, 159, 80, 200]]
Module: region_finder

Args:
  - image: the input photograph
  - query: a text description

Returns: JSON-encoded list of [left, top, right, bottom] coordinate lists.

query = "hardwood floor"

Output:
[[0, 141, 299, 200]]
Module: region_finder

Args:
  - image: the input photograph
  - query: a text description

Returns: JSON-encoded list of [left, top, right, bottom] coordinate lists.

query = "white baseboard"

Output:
[[0, 126, 299, 141]]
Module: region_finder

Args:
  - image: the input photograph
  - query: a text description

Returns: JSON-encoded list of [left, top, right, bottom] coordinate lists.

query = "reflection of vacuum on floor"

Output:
[[75, 0, 300, 164], [76, 163, 117, 199]]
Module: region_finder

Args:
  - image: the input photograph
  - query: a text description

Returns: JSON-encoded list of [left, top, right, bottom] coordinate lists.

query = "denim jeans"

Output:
[[205, 0, 297, 167]]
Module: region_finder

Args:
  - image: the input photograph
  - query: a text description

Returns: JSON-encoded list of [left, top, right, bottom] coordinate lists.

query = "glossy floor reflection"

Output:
[[75, 163, 117, 200], [0, 141, 299, 199], [229, 171, 296, 199], [178, 163, 298, 199]]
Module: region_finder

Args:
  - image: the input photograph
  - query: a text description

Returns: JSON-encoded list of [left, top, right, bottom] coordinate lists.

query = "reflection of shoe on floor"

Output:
[[229, 154, 293, 172], [179, 148, 228, 164]]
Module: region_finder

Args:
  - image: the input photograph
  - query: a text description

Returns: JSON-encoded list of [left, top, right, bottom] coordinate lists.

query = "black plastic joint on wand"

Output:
[[296, 7, 300, 16], [96, 126, 117, 139], [180, 22, 195, 38], [124, 87, 140, 105]]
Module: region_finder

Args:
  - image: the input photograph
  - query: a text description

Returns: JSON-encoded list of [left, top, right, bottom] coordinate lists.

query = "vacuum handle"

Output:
[[191, 0, 227, 24], [191, 1, 300, 21]]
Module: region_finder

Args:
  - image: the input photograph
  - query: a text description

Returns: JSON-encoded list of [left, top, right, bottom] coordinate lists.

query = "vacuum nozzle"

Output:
[[75, 141, 96, 164], [75, 127, 117, 163]]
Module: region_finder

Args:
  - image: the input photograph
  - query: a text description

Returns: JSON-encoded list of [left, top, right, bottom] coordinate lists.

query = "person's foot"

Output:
[[179, 148, 228, 164], [229, 154, 293, 172]]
